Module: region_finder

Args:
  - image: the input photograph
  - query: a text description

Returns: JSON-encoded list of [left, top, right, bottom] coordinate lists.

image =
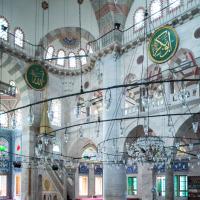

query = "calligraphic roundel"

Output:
[[25, 64, 48, 90], [148, 26, 179, 64]]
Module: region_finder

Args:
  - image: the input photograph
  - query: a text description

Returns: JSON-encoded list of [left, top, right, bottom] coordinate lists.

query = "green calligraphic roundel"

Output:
[[25, 64, 48, 90], [148, 26, 179, 64]]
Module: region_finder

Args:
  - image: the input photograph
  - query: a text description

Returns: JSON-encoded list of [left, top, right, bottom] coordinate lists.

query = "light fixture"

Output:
[[126, 135, 172, 164]]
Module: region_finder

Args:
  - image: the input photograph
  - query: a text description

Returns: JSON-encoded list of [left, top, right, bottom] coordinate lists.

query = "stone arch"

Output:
[[67, 137, 97, 159]]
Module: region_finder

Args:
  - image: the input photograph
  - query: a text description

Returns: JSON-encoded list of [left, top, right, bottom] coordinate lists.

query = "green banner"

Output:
[[25, 64, 48, 90], [148, 26, 179, 64]]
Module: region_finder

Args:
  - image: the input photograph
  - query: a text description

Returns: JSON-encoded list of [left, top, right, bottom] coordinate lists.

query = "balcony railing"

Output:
[[89, 0, 200, 51]]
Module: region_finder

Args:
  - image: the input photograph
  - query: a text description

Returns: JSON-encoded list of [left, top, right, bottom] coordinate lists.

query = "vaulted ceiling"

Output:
[[90, 0, 134, 34]]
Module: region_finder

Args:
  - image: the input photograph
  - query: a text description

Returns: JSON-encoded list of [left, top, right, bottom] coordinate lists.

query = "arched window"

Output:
[[0, 110, 8, 128], [79, 49, 87, 65], [51, 100, 61, 127], [87, 44, 93, 54], [45, 46, 54, 60], [150, 0, 162, 21], [134, 8, 145, 30], [14, 28, 24, 47], [0, 17, 8, 40], [69, 52, 76, 68], [169, 0, 181, 10], [82, 146, 97, 161], [57, 50, 65, 66]]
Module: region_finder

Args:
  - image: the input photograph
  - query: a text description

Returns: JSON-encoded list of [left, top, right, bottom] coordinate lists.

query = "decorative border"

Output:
[[24, 63, 48, 91], [148, 25, 179, 64]]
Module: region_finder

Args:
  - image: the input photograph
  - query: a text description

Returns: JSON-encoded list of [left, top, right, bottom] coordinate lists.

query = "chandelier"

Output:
[[126, 135, 172, 164]]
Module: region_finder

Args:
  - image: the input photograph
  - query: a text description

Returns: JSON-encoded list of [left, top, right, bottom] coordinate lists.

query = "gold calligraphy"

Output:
[[152, 30, 173, 59]]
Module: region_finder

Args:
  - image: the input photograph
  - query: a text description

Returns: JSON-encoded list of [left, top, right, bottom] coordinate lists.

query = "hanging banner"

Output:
[[148, 26, 179, 64], [25, 63, 48, 90]]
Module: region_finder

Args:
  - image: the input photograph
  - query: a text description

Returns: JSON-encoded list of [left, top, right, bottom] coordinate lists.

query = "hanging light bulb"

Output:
[[192, 122, 199, 133], [47, 107, 54, 122], [27, 106, 34, 125]]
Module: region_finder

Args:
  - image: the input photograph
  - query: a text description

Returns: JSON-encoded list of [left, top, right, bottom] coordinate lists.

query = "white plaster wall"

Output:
[[0, 0, 99, 44]]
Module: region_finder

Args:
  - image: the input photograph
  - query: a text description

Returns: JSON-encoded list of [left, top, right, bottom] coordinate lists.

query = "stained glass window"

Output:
[[0, 17, 8, 40], [82, 146, 97, 161], [134, 8, 145, 30], [14, 28, 24, 47], [79, 50, 87, 65], [174, 175, 188, 197], [156, 176, 165, 196], [0, 138, 9, 157], [69, 53, 76, 68], [15, 175, 21, 196], [169, 0, 181, 10], [127, 177, 137, 195], [150, 0, 162, 21], [0, 175, 7, 197], [57, 50, 65, 66], [79, 176, 88, 196], [95, 176, 103, 196]]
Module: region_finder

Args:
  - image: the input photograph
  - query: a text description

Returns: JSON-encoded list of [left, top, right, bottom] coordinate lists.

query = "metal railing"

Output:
[[89, 0, 200, 51]]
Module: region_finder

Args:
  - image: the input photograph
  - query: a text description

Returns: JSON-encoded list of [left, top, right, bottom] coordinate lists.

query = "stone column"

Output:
[[63, 171, 68, 200], [165, 167, 174, 200], [102, 52, 126, 200]]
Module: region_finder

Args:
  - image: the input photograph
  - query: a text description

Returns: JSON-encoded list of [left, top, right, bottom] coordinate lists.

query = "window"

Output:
[[150, 0, 162, 21], [69, 53, 76, 68], [82, 146, 97, 161], [156, 176, 165, 197], [0, 175, 7, 197], [53, 144, 60, 153], [174, 175, 188, 197], [0, 111, 8, 128], [127, 177, 137, 195], [134, 8, 145, 30], [79, 50, 87, 65], [51, 100, 61, 126], [57, 50, 65, 66], [169, 0, 181, 10], [95, 176, 103, 196], [87, 44, 93, 54], [79, 176, 88, 196], [46, 46, 54, 60], [0, 17, 8, 40], [14, 28, 24, 47], [0, 138, 9, 157], [15, 175, 21, 196]]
